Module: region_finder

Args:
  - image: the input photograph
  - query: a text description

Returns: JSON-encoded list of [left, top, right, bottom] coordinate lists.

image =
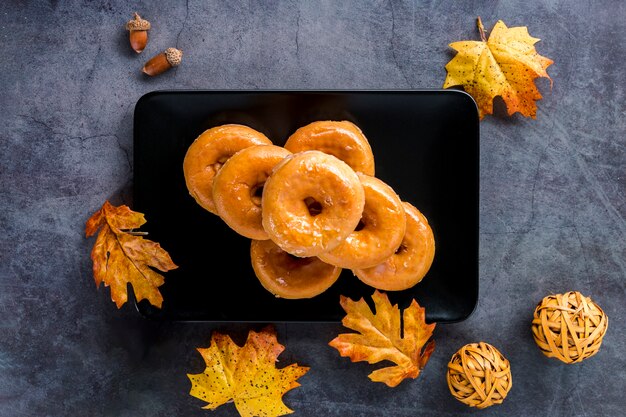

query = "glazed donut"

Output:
[[212, 145, 291, 240], [250, 239, 342, 299], [262, 150, 365, 257], [318, 174, 406, 269], [284, 120, 375, 176], [183, 124, 272, 214], [353, 202, 435, 291]]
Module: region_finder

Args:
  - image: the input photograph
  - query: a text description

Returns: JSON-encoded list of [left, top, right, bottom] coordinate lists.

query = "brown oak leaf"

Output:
[[85, 201, 177, 308], [188, 326, 309, 417], [329, 290, 435, 387]]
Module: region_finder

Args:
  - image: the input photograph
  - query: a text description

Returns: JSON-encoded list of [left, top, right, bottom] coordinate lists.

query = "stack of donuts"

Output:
[[183, 121, 435, 299]]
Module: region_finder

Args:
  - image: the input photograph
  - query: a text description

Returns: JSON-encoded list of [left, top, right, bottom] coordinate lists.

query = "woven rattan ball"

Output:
[[446, 342, 512, 409], [531, 291, 608, 364]]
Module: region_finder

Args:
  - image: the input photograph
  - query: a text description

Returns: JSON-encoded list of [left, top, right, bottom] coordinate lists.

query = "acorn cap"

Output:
[[126, 13, 151, 31], [164, 48, 183, 67]]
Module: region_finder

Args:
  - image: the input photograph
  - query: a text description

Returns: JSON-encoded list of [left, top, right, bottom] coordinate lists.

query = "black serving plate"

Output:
[[133, 90, 479, 323]]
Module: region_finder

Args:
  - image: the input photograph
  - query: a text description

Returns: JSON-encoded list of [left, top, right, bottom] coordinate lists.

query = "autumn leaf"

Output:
[[329, 290, 435, 387], [444, 17, 553, 119], [188, 326, 309, 417], [85, 200, 177, 308]]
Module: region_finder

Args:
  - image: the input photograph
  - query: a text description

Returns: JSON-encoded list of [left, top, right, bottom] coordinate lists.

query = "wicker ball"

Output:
[[447, 342, 512, 409], [531, 291, 608, 364]]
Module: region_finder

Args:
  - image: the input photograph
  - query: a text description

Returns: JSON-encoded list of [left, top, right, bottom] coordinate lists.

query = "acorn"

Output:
[[142, 48, 183, 76], [125, 13, 151, 53]]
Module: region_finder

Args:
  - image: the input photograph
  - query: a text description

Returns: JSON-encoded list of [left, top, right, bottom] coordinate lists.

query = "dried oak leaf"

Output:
[[188, 326, 309, 417], [444, 17, 553, 119], [85, 200, 177, 308], [329, 290, 435, 387]]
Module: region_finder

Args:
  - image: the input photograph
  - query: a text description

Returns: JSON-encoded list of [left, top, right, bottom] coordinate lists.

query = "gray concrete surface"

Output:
[[1, 1, 624, 416]]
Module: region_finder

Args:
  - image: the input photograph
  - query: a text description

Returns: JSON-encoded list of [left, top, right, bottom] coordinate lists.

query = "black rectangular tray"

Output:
[[133, 90, 479, 323]]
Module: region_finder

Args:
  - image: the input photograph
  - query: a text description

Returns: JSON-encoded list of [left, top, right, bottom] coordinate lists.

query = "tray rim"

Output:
[[135, 88, 479, 113]]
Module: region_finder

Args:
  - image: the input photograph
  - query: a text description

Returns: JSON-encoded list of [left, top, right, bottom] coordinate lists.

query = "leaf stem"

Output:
[[124, 230, 149, 236], [477, 16, 487, 42]]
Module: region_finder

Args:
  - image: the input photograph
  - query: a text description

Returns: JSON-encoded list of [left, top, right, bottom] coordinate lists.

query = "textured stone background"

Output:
[[1, 1, 624, 416]]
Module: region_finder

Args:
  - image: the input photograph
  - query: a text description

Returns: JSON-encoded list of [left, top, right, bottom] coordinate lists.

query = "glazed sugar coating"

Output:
[[183, 124, 272, 214], [284, 120, 375, 175], [262, 150, 365, 258], [213, 145, 291, 240], [250, 239, 342, 299], [353, 202, 435, 291], [319, 174, 406, 269]]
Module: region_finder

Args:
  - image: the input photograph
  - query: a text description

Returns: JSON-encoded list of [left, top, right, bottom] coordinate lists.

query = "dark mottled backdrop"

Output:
[[1, 1, 624, 416]]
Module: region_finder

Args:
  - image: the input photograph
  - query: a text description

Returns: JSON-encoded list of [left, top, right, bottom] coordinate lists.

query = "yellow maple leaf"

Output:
[[444, 17, 553, 119], [329, 290, 436, 387], [85, 201, 177, 308], [188, 326, 309, 417]]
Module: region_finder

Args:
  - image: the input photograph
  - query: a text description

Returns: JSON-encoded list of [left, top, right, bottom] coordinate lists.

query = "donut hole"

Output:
[[304, 197, 323, 216], [250, 184, 264, 206], [395, 243, 408, 255], [210, 155, 232, 174], [282, 252, 315, 268], [209, 163, 222, 175], [355, 211, 376, 232]]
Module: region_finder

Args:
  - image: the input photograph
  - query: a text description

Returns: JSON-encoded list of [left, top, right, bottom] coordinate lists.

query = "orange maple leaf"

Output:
[[188, 326, 309, 417], [85, 201, 177, 308], [329, 290, 436, 387], [444, 17, 553, 119]]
